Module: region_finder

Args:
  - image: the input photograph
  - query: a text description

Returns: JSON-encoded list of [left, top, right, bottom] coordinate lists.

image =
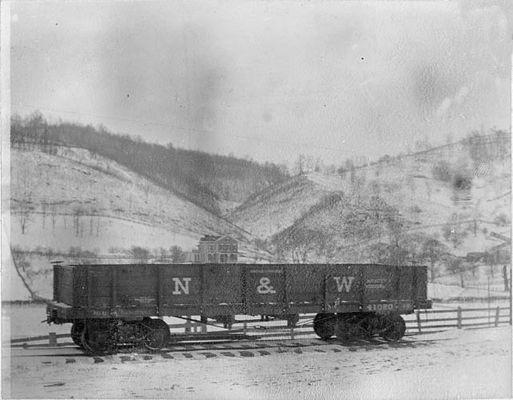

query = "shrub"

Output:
[[431, 160, 452, 182], [452, 173, 472, 191], [494, 213, 510, 227]]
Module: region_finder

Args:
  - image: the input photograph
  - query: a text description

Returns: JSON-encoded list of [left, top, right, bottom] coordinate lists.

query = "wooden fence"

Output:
[[404, 306, 512, 334], [11, 306, 512, 346], [223, 306, 513, 340]]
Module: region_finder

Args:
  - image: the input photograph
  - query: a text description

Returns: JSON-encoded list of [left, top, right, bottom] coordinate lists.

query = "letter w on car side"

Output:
[[333, 276, 355, 293]]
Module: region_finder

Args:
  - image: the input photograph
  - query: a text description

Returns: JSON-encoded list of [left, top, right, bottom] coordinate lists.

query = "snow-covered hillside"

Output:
[[229, 175, 333, 239], [6, 146, 269, 301], [10, 146, 250, 249], [231, 133, 511, 266]]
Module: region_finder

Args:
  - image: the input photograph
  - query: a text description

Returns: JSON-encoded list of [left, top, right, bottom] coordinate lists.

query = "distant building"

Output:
[[184, 249, 200, 263], [487, 242, 511, 265], [197, 235, 238, 263]]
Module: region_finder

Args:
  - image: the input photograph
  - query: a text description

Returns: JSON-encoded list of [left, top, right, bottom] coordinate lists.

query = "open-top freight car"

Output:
[[46, 263, 432, 353]]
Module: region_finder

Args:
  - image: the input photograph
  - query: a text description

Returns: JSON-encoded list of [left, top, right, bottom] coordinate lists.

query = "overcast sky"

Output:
[[9, 0, 512, 166]]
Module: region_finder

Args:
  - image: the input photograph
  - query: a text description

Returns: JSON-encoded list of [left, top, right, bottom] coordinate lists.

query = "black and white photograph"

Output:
[[1, 0, 511, 398]]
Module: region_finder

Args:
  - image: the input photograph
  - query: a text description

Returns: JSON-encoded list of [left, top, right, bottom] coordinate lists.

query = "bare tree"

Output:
[[447, 257, 469, 288], [313, 232, 338, 263], [14, 158, 34, 234], [96, 215, 101, 236], [170, 245, 185, 263], [51, 204, 57, 231], [130, 246, 151, 262], [420, 238, 448, 282], [72, 206, 84, 237], [17, 197, 32, 235], [503, 265, 510, 292], [143, 183, 150, 204], [406, 175, 416, 199], [41, 200, 47, 229], [446, 132, 454, 145], [295, 154, 306, 176], [425, 181, 432, 200]]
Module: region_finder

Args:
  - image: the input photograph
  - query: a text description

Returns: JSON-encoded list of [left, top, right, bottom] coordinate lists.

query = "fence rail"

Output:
[[407, 306, 511, 333], [11, 306, 512, 346]]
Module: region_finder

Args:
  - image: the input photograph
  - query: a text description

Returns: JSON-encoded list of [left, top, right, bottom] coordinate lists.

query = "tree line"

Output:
[[11, 112, 289, 214], [11, 244, 188, 263]]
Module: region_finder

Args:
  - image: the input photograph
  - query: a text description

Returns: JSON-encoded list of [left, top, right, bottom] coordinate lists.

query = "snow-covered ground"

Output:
[[3, 325, 511, 399], [10, 213, 200, 256], [2, 304, 511, 399], [9, 147, 251, 252]]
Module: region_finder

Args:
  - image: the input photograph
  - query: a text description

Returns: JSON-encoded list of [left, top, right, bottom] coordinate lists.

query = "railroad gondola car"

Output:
[[46, 263, 432, 353]]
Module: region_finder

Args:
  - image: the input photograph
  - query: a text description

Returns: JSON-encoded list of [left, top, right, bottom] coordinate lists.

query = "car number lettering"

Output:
[[366, 303, 394, 311]]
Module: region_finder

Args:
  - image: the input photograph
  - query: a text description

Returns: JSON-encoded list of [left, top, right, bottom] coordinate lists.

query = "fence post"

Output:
[[290, 326, 295, 340], [49, 332, 57, 346], [416, 311, 422, 333], [495, 306, 500, 327], [509, 267, 512, 325], [509, 292, 513, 325], [185, 316, 191, 333], [243, 322, 247, 335], [200, 316, 207, 334], [457, 307, 462, 329]]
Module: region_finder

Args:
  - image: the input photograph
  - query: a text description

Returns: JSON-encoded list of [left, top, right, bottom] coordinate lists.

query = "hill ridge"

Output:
[[230, 130, 511, 266], [11, 115, 289, 215]]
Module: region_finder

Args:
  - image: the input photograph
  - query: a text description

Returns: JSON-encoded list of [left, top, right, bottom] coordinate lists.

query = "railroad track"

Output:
[[10, 334, 445, 365]]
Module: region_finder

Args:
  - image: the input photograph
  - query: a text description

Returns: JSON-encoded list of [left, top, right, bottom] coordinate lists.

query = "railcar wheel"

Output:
[[313, 313, 335, 340], [71, 321, 85, 347], [336, 314, 373, 341], [142, 318, 170, 351], [335, 315, 355, 341], [380, 313, 406, 341], [335, 315, 356, 341], [358, 315, 373, 339], [81, 322, 116, 355]]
